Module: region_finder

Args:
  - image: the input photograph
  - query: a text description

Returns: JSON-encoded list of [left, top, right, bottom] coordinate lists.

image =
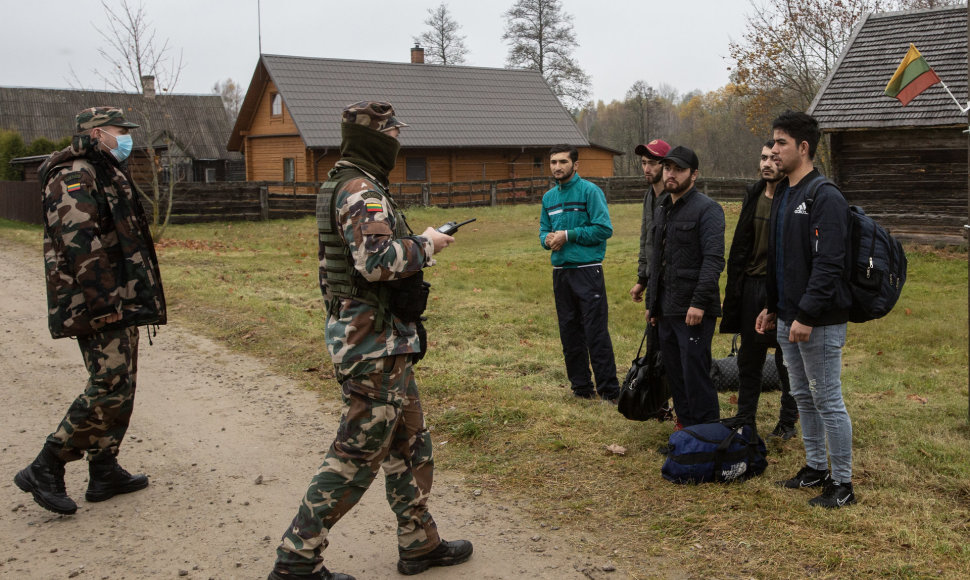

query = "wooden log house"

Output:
[[228, 48, 620, 193], [808, 4, 968, 244]]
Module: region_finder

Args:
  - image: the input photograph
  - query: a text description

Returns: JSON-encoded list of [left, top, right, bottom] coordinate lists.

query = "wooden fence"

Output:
[[1, 176, 749, 226], [0, 181, 42, 225]]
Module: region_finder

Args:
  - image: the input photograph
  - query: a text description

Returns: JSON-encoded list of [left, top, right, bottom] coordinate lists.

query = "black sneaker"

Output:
[[398, 539, 473, 575], [776, 465, 830, 489], [808, 480, 856, 508], [768, 422, 797, 441], [573, 391, 596, 400]]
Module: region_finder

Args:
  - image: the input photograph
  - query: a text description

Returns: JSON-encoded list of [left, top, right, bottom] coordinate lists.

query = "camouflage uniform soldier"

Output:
[[14, 107, 166, 516], [267, 102, 472, 580]]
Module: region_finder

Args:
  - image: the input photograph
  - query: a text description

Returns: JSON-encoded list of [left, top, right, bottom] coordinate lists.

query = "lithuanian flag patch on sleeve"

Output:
[[365, 202, 383, 213], [65, 179, 82, 193]]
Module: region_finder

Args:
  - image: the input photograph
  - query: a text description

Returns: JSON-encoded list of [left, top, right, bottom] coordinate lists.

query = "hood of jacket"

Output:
[[339, 122, 400, 186], [39, 135, 117, 187]]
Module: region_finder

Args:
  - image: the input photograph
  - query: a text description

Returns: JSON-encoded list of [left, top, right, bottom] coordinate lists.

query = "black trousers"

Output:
[[736, 275, 798, 425], [658, 314, 719, 426], [552, 266, 619, 398]]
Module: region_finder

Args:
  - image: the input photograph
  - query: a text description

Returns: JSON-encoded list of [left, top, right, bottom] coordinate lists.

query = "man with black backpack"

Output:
[[756, 111, 856, 508]]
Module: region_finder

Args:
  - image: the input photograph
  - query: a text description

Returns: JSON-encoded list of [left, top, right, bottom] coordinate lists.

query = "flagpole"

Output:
[[939, 78, 970, 113]]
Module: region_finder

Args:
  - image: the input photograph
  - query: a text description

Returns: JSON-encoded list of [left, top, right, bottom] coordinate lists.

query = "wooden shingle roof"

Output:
[[0, 86, 239, 160], [229, 54, 592, 150], [808, 4, 968, 130]]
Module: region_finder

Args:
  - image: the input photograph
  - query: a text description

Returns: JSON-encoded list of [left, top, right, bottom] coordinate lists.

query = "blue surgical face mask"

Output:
[[102, 130, 133, 162]]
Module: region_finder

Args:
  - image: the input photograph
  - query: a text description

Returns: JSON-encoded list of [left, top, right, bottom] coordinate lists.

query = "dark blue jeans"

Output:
[[552, 266, 619, 398], [658, 314, 719, 426]]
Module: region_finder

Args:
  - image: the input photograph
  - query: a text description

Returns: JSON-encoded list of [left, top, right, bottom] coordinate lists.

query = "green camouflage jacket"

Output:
[[39, 138, 166, 338], [320, 123, 434, 364]]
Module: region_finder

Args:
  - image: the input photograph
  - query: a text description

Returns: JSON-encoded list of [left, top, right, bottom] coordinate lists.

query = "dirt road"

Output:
[[0, 239, 621, 579]]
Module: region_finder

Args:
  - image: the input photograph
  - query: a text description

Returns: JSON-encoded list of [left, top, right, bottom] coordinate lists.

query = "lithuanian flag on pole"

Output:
[[885, 44, 941, 106]]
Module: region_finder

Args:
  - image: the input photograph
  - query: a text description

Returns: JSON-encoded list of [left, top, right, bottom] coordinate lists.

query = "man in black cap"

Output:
[[645, 146, 725, 427]]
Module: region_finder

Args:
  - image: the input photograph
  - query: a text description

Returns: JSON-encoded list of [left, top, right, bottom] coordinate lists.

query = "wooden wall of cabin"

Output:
[[830, 127, 967, 243], [298, 147, 613, 186]]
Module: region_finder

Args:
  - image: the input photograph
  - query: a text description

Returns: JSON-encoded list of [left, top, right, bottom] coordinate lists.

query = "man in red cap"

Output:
[[629, 139, 671, 307]]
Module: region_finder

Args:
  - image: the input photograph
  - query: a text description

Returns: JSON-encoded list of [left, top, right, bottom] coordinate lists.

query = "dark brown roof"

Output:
[[0, 86, 239, 160], [809, 4, 968, 130], [229, 54, 597, 151]]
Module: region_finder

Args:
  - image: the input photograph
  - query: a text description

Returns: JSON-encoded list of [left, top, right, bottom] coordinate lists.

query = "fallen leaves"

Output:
[[906, 393, 928, 405], [605, 443, 626, 456]]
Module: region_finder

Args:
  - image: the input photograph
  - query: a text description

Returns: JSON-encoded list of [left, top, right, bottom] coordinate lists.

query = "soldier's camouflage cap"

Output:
[[342, 101, 408, 132], [75, 107, 140, 133]]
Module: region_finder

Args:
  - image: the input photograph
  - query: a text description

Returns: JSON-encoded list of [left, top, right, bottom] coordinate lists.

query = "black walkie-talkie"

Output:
[[436, 218, 476, 235]]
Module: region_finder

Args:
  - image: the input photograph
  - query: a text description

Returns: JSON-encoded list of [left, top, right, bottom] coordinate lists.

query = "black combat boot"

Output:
[[85, 453, 149, 502], [397, 539, 473, 575], [267, 568, 356, 580], [14, 443, 78, 515]]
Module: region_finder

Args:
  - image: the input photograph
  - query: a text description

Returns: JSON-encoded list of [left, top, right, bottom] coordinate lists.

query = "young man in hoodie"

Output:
[[720, 140, 798, 439]]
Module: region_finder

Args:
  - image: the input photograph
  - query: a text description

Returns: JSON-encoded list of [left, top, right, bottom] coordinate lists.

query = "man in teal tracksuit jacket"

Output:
[[539, 144, 619, 401]]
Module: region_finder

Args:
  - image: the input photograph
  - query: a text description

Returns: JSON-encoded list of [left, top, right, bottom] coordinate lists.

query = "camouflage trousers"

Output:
[[274, 354, 440, 575], [47, 326, 139, 462]]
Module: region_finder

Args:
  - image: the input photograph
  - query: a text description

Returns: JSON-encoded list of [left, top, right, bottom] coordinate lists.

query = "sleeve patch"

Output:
[[361, 221, 393, 236], [63, 172, 83, 193], [365, 202, 384, 213]]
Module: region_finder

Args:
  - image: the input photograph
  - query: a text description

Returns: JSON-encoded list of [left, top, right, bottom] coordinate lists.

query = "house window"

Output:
[[406, 157, 427, 181], [283, 158, 295, 183], [205, 168, 217, 183], [271, 93, 282, 116], [533, 156, 542, 168]]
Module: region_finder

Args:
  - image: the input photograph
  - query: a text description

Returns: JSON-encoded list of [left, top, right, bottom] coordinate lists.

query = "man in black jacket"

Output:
[[721, 140, 798, 438], [646, 146, 725, 427], [629, 138, 670, 309], [756, 111, 855, 509]]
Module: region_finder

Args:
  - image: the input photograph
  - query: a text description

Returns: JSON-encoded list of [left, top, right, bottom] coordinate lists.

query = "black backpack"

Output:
[[805, 177, 907, 323], [617, 324, 672, 422]]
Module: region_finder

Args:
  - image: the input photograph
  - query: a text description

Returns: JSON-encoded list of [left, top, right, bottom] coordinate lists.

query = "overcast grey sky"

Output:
[[2, 0, 754, 102]]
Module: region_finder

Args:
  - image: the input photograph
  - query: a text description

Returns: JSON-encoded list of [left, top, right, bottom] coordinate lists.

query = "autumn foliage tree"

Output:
[[729, 0, 962, 137]]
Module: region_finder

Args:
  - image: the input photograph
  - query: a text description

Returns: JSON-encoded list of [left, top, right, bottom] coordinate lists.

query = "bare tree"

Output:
[[94, 0, 184, 94], [213, 78, 244, 122], [502, 0, 591, 110], [92, 0, 188, 238], [413, 3, 469, 65]]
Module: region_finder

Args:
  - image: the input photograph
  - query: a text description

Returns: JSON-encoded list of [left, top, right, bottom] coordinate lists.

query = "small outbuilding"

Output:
[[227, 49, 619, 189], [808, 4, 968, 244], [0, 81, 243, 186]]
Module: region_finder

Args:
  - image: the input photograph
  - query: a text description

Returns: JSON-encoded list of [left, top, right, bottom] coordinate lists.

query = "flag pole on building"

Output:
[[885, 43, 967, 112]]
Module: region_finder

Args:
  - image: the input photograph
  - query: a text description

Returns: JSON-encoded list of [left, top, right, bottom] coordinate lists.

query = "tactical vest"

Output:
[[316, 166, 412, 324]]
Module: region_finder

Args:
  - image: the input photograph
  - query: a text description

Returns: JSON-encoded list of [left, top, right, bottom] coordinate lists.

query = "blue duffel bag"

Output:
[[661, 421, 768, 484]]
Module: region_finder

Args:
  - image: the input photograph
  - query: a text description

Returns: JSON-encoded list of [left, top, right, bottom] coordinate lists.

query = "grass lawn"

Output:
[[3, 201, 968, 579]]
